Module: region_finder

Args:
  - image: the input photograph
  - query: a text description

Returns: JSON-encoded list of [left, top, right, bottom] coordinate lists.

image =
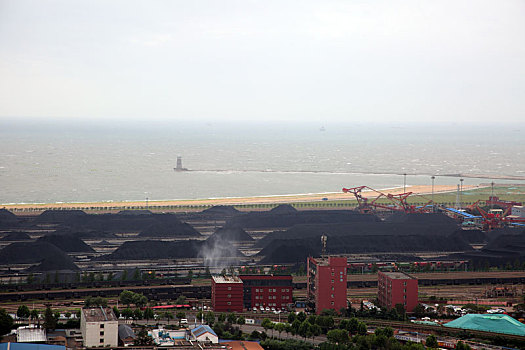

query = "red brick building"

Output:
[[211, 276, 244, 312], [307, 256, 347, 314], [239, 275, 293, 310], [377, 271, 418, 312]]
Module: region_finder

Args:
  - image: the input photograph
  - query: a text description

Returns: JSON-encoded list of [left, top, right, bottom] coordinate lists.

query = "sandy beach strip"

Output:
[[2, 184, 484, 211]]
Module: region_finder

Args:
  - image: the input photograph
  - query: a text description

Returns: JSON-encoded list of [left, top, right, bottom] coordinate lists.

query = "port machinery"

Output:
[[342, 186, 433, 214], [342, 185, 525, 231]]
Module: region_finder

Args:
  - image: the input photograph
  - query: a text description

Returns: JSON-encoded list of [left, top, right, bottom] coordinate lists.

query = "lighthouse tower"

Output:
[[174, 156, 188, 172]]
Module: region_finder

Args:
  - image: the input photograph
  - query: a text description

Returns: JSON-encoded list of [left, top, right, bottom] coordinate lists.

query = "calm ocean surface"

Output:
[[1, 120, 523, 204]]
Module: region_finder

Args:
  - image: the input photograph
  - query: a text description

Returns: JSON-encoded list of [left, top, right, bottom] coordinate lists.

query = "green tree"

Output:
[[456, 341, 472, 350], [296, 311, 306, 322], [30, 309, 40, 325], [175, 295, 187, 305], [287, 312, 296, 324], [227, 312, 236, 324], [43, 306, 57, 331], [133, 308, 143, 320], [121, 270, 128, 281], [112, 306, 120, 318], [205, 311, 215, 326], [164, 311, 173, 324], [237, 316, 245, 325], [120, 290, 135, 307], [121, 308, 133, 320], [298, 321, 310, 340], [413, 304, 426, 317], [262, 318, 273, 334], [0, 308, 14, 340], [134, 327, 153, 345], [274, 323, 286, 338], [17, 305, 31, 319], [327, 329, 349, 344], [26, 273, 35, 284], [218, 313, 226, 322], [357, 322, 367, 335], [187, 270, 193, 279], [143, 308, 154, 323], [425, 334, 438, 348], [133, 294, 148, 308], [133, 268, 141, 280]]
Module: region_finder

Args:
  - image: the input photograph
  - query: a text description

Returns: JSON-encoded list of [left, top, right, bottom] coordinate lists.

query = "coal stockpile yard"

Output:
[[0, 241, 80, 272], [0, 205, 524, 282], [37, 232, 95, 252]]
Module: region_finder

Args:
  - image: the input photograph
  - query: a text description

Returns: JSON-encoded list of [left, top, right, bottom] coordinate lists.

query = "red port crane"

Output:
[[342, 186, 433, 214]]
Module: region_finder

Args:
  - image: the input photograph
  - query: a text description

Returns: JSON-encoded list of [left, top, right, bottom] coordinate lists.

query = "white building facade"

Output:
[[80, 308, 118, 347]]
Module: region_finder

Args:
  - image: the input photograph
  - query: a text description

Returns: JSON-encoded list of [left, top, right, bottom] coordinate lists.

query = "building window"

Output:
[[331, 294, 334, 298], [100, 331, 104, 336], [331, 279, 334, 283], [256, 288, 259, 292], [100, 339, 104, 343], [331, 272, 334, 276], [100, 324, 104, 328], [227, 294, 231, 298], [227, 302, 231, 305], [331, 301, 334, 306], [404, 282, 407, 286], [228, 286, 232, 290]]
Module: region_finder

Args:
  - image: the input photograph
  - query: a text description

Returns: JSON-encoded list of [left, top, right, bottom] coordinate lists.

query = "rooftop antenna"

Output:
[[321, 234, 327, 256]]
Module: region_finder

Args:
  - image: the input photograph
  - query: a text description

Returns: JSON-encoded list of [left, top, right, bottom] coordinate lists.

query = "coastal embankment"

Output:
[[1, 184, 484, 213]]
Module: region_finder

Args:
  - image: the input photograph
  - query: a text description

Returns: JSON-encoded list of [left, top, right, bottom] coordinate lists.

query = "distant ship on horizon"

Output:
[[174, 156, 188, 172]]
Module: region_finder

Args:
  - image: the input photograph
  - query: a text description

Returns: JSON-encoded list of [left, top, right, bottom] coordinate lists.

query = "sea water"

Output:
[[0, 120, 523, 204]]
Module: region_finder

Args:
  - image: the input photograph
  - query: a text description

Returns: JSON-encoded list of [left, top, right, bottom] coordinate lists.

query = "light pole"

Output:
[[431, 176, 435, 212], [459, 178, 464, 209], [491, 181, 495, 209]]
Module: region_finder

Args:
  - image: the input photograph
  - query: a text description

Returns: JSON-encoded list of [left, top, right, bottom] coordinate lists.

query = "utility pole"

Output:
[[491, 181, 495, 209], [403, 173, 407, 193], [431, 176, 435, 212], [459, 178, 464, 209]]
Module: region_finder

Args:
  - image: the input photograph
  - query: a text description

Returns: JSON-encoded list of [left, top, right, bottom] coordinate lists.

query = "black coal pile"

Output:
[[258, 231, 471, 264], [386, 212, 458, 226], [52, 226, 116, 239], [0, 232, 31, 241], [33, 210, 87, 224], [259, 239, 320, 264], [206, 226, 254, 244], [482, 227, 525, 254], [227, 210, 379, 229], [256, 221, 461, 248], [0, 209, 19, 228], [37, 233, 94, 253], [100, 239, 245, 261], [201, 206, 240, 216], [26, 257, 79, 272], [449, 230, 487, 245], [269, 204, 298, 214], [138, 222, 201, 238], [0, 241, 79, 270], [118, 210, 153, 215], [60, 212, 197, 233]]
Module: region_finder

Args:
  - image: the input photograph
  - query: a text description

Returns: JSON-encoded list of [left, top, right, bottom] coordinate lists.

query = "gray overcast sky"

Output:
[[0, 0, 524, 124]]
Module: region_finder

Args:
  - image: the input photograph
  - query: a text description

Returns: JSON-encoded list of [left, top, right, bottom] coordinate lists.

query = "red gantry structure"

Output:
[[342, 186, 433, 214]]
